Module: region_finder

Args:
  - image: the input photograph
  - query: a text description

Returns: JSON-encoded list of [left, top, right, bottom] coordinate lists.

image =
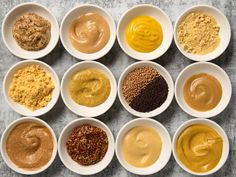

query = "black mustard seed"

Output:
[[129, 75, 169, 112]]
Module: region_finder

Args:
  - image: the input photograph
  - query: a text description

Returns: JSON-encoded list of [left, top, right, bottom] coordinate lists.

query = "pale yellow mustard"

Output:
[[69, 68, 111, 107], [176, 124, 223, 173], [121, 126, 162, 167]]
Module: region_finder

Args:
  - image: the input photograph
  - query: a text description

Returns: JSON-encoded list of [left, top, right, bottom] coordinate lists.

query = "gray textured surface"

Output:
[[0, 0, 235, 176]]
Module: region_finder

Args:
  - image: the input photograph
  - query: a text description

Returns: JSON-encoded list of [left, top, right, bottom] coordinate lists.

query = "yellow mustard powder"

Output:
[[177, 12, 220, 55], [9, 65, 54, 111]]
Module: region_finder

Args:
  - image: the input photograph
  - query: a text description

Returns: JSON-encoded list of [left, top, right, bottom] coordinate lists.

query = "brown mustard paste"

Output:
[[69, 12, 110, 53], [183, 73, 222, 111], [6, 122, 54, 170]]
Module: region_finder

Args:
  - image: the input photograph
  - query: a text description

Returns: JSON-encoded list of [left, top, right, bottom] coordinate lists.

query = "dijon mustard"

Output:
[[176, 124, 223, 173]]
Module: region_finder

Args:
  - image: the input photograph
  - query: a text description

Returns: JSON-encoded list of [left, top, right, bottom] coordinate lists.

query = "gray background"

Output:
[[0, 0, 235, 176]]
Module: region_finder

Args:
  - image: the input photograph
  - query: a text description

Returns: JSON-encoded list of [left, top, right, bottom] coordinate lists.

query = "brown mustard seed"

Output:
[[122, 66, 160, 103], [66, 124, 108, 166]]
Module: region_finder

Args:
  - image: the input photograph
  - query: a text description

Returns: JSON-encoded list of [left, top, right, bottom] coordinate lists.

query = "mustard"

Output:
[[125, 16, 163, 53], [69, 68, 111, 107], [121, 126, 162, 167], [183, 73, 222, 111], [176, 124, 223, 173]]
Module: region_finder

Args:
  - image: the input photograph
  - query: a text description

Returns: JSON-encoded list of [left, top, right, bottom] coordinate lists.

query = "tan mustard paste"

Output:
[[6, 122, 54, 170], [69, 12, 110, 53], [69, 68, 111, 107], [183, 73, 222, 111], [121, 126, 162, 167], [176, 124, 223, 173]]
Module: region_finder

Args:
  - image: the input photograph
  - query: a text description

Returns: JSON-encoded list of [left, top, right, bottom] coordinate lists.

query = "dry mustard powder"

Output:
[[9, 65, 54, 111], [177, 12, 220, 55]]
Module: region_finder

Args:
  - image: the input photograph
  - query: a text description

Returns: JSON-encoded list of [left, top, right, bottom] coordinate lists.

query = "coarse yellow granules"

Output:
[[9, 65, 54, 111], [177, 12, 220, 55]]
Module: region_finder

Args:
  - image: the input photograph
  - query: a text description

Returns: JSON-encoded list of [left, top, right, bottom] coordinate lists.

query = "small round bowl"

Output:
[[58, 117, 115, 175], [2, 2, 59, 60], [117, 4, 173, 61], [61, 61, 117, 117], [0, 117, 57, 175], [3, 60, 60, 117], [174, 5, 231, 61], [60, 4, 116, 61], [118, 61, 174, 117], [116, 118, 172, 175], [175, 62, 231, 118], [172, 118, 229, 175]]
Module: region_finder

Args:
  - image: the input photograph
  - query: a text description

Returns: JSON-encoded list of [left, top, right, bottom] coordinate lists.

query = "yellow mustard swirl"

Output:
[[125, 16, 163, 53], [176, 124, 223, 173]]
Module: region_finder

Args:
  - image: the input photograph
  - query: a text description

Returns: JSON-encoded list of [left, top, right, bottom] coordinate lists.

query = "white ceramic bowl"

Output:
[[117, 4, 173, 61], [118, 61, 174, 117], [3, 60, 60, 117], [2, 2, 60, 60], [175, 62, 231, 118], [116, 118, 172, 175], [60, 4, 116, 60], [174, 5, 231, 61], [61, 61, 117, 117], [172, 118, 229, 175], [58, 117, 115, 175], [0, 117, 57, 175]]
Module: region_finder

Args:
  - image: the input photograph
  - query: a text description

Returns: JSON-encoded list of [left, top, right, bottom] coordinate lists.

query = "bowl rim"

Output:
[[115, 117, 172, 175], [57, 117, 115, 175], [60, 60, 117, 117], [60, 3, 116, 61], [173, 4, 231, 62], [117, 4, 173, 61], [1, 2, 60, 60], [3, 60, 60, 116], [175, 61, 232, 118], [0, 117, 58, 175], [118, 61, 174, 117], [172, 118, 229, 176]]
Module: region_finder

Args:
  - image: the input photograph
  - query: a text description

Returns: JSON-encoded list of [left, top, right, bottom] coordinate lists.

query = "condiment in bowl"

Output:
[[117, 4, 173, 60], [116, 118, 171, 175], [175, 62, 231, 118], [58, 118, 115, 175], [174, 5, 231, 61], [61, 61, 117, 117], [118, 61, 174, 117], [172, 118, 229, 175], [2, 2, 59, 59], [0, 117, 57, 175], [3, 60, 60, 117], [60, 4, 116, 60]]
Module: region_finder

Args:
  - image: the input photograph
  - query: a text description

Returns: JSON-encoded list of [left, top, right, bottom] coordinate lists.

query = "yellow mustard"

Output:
[[176, 124, 223, 173], [69, 68, 111, 107], [125, 16, 163, 53], [121, 126, 162, 167]]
